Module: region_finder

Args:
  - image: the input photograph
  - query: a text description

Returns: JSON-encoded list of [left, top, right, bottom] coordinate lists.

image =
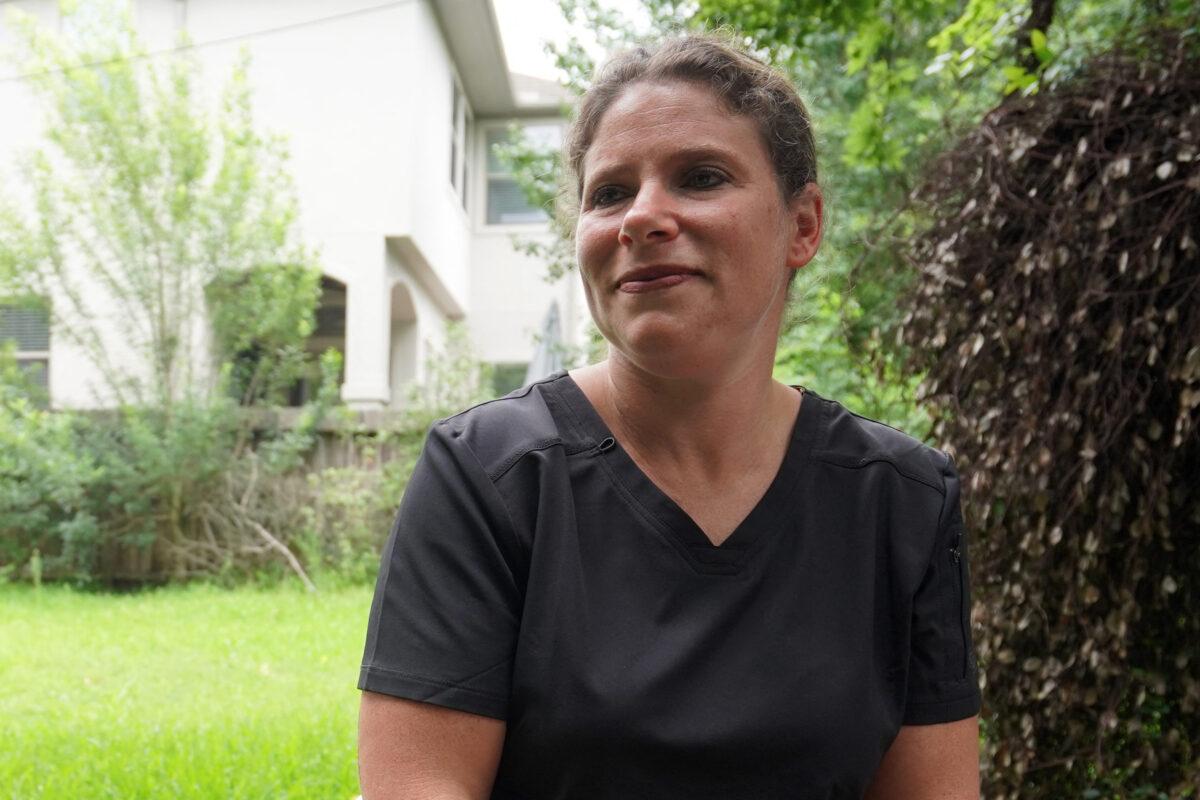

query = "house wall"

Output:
[[0, 0, 582, 410], [469, 229, 584, 367], [468, 119, 587, 375], [400, 0, 471, 309]]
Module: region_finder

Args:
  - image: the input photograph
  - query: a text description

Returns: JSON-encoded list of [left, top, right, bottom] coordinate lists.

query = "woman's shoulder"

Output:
[[429, 371, 577, 483], [804, 391, 953, 497]]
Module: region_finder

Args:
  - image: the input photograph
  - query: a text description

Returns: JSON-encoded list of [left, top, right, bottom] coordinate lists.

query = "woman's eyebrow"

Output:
[[585, 144, 745, 185], [665, 144, 743, 165]]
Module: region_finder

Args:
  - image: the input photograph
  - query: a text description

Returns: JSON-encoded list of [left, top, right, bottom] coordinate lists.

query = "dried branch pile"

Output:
[[900, 27, 1200, 799]]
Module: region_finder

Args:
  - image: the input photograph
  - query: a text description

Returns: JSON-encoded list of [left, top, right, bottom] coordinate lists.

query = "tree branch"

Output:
[[1016, 0, 1057, 75]]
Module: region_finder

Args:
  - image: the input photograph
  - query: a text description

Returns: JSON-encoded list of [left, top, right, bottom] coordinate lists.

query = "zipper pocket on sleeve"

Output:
[[949, 527, 971, 679]]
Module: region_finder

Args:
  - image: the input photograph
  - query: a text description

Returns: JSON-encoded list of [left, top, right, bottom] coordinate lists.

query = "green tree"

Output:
[[0, 0, 321, 411], [682, 0, 1196, 333], [499, 0, 1193, 431]]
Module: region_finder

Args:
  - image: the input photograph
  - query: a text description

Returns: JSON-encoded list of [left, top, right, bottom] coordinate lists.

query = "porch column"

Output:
[[332, 237, 390, 410]]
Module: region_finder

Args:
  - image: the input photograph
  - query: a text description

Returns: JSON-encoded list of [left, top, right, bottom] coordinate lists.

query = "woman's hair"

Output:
[[563, 33, 818, 206]]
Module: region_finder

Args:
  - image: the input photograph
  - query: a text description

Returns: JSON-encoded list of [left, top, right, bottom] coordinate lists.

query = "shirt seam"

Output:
[[808, 452, 946, 495], [438, 371, 565, 427], [359, 663, 509, 700], [487, 436, 564, 483], [905, 686, 981, 708], [807, 395, 946, 495]]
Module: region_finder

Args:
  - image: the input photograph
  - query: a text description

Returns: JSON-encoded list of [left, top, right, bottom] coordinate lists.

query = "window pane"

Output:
[[486, 124, 561, 224], [0, 305, 50, 351], [486, 128, 509, 173], [487, 178, 547, 224]]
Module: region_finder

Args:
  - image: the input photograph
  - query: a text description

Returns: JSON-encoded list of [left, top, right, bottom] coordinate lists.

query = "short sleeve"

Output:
[[902, 452, 982, 725], [358, 422, 524, 720]]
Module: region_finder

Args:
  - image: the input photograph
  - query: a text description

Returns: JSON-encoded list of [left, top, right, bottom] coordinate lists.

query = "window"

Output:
[[485, 123, 561, 225], [450, 79, 471, 209], [0, 301, 50, 394]]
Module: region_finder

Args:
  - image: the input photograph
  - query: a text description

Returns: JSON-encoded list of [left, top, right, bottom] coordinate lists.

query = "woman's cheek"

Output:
[[576, 222, 615, 285]]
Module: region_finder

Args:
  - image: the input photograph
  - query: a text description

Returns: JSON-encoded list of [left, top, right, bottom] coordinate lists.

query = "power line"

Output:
[[0, 0, 417, 84]]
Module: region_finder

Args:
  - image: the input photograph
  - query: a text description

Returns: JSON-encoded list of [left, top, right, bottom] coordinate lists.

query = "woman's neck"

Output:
[[571, 355, 800, 484]]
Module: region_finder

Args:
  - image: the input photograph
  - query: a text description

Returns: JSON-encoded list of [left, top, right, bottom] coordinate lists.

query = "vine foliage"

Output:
[[900, 23, 1200, 797]]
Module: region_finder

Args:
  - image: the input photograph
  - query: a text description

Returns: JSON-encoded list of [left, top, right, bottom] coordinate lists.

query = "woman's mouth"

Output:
[[616, 267, 701, 294]]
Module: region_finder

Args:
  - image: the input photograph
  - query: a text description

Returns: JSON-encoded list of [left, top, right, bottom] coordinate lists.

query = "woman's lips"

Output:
[[617, 272, 698, 294]]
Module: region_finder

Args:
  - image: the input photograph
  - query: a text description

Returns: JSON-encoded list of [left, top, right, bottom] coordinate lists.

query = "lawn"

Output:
[[0, 582, 374, 799]]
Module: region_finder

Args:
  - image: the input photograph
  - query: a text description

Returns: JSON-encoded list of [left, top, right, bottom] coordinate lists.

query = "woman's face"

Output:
[[575, 80, 821, 382]]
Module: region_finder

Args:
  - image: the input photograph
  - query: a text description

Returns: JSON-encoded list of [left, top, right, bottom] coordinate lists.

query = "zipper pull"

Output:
[[597, 436, 615, 453]]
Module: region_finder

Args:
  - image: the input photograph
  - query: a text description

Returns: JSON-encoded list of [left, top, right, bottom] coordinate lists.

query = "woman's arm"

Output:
[[358, 692, 506, 800], [863, 716, 980, 800]]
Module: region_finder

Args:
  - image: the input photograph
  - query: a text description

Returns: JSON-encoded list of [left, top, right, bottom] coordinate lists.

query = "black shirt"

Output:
[[359, 371, 981, 799]]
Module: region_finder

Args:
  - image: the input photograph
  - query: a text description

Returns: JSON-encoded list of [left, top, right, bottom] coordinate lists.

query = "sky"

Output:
[[492, 0, 567, 80], [492, 0, 647, 81]]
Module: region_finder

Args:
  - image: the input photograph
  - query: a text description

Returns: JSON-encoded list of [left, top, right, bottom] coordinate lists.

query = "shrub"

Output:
[[0, 352, 342, 586], [0, 347, 99, 580], [0, 325, 503, 588], [899, 23, 1200, 798]]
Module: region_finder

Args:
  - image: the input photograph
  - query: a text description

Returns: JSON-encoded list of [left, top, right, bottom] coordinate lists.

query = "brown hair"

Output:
[[564, 33, 818, 207]]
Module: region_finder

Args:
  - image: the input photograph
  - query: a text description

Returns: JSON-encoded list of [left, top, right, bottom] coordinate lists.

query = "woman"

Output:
[[358, 34, 981, 800]]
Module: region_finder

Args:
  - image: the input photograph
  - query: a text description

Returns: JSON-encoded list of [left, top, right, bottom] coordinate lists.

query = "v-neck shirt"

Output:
[[563, 372, 813, 570], [359, 370, 981, 799]]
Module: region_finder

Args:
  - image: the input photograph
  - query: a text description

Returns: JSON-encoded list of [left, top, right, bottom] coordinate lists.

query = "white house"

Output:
[[0, 0, 586, 410]]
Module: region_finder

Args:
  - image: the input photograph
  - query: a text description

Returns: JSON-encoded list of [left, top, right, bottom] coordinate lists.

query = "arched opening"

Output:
[[389, 281, 418, 405], [288, 276, 346, 406]]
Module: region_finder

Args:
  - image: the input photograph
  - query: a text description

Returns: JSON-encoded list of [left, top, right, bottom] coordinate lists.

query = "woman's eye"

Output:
[[685, 169, 727, 189], [590, 186, 625, 207]]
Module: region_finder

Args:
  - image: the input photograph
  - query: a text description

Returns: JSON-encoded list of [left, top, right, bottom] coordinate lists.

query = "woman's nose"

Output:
[[618, 182, 679, 247]]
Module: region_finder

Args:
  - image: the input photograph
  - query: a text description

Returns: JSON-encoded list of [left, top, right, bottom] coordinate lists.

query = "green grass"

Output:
[[0, 582, 373, 799]]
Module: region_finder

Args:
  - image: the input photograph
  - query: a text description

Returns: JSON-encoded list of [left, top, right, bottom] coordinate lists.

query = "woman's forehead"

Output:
[[599, 80, 739, 132], [583, 81, 761, 171]]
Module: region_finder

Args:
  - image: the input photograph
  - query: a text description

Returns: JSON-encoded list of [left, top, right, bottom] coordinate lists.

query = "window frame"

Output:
[[476, 118, 564, 232], [450, 77, 473, 210]]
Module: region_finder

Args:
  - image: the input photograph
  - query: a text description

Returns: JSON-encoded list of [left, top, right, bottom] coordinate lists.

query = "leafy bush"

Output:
[[899, 23, 1200, 798], [0, 323, 506, 589], [0, 351, 344, 586], [0, 347, 99, 580]]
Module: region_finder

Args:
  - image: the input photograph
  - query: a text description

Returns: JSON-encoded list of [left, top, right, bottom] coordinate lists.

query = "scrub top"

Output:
[[359, 371, 981, 800]]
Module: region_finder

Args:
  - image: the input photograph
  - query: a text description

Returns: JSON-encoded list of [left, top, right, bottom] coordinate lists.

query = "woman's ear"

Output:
[[785, 183, 824, 270]]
